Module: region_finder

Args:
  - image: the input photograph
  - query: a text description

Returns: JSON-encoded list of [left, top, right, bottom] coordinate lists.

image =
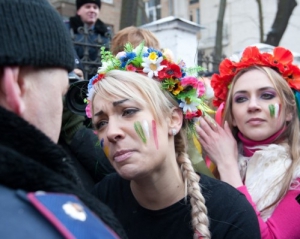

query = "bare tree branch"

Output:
[[256, 0, 264, 42], [264, 0, 297, 46], [214, 0, 227, 71]]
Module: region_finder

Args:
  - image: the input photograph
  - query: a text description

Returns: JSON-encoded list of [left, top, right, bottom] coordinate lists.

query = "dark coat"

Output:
[[68, 15, 111, 63], [59, 127, 115, 192], [0, 107, 126, 238]]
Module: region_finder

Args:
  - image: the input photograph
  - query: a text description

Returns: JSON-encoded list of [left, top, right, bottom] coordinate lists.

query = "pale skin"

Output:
[[196, 69, 292, 187], [0, 66, 69, 143], [92, 92, 186, 210], [77, 3, 99, 27]]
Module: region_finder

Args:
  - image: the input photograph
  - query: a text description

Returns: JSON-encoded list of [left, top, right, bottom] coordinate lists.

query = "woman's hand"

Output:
[[196, 116, 243, 187]]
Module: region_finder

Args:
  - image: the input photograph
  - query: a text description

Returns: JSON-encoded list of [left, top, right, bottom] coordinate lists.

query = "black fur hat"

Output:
[[0, 0, 74, 72], [76, 0, 101, 10]]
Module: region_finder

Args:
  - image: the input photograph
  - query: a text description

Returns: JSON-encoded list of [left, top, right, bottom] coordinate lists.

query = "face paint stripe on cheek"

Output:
[[274, 103, 280, 118], [269, 103, 280, 118], [134, 121, 147, 143], [100, 138, 109, 157], [152, 120, 159, 150], [269, 104, 275, 117], [142, 120, 150, 138]]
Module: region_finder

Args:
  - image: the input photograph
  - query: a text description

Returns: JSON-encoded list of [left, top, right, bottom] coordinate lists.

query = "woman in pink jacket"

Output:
[[197, 46, 300, 239]]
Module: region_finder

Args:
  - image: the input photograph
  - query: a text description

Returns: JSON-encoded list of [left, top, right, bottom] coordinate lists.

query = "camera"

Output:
[[65, 71, 89, 116]]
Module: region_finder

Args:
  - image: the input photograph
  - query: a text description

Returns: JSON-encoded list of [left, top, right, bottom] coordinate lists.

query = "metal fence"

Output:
[[70, 24, 111, 80], [197, 50, 226, 76]]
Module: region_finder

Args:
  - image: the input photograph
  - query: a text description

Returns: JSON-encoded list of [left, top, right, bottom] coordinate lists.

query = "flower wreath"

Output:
[[86, 42, 214, 133], [211, 46, 300, 112]]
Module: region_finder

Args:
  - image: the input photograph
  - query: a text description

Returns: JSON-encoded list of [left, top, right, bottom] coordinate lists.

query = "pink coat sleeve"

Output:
[[237, 185, 300, 239]]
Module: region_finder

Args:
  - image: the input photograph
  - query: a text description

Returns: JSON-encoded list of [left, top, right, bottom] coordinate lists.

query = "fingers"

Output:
[[197, 116, 219, 137]]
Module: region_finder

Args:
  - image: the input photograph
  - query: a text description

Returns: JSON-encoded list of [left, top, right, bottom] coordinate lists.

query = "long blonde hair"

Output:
[[223, 66, 300, 211], [92, 70, 211, 238]]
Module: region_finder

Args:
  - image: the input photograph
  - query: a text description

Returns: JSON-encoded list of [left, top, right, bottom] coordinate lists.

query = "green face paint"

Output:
[[269, 104, 275, 117], [134, 121, 147, 143]]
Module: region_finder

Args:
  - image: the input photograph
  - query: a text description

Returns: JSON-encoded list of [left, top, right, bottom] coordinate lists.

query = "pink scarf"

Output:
[[238, 127, 286, 157]]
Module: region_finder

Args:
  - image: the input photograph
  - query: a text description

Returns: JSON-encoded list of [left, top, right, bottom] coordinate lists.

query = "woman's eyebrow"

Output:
[[94, 99, 129, 116], [113, 99, 128, 106], [233, 87, 275, 95]]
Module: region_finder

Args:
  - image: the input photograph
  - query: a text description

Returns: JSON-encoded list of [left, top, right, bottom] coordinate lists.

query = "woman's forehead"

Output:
[[233, 69, 274, 91]]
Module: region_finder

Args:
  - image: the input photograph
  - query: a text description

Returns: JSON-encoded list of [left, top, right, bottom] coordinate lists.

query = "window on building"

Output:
[[168, 0, 174, 15], [145, 0, 161, 21], [196, 8, 200, 24], [190, 10, 193, 21]]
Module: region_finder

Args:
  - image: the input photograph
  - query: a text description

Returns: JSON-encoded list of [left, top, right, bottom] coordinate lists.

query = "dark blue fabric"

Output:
[[0, 185, 63, 239], [29, 192, 118, 239]]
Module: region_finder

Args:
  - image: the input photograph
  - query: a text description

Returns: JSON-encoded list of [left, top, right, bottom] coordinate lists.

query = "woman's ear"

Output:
[[0, 67, 25, 116], [168, 107, 183, 136], [285, 111, 293, 122]]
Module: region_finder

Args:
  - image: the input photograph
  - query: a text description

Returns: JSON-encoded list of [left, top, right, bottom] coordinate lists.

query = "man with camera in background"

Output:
[[0, 0, 125, 238], [61, 1, 115, 192]]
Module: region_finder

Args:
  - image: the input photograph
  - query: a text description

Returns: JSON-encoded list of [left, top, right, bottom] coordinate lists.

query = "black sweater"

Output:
[[93, 173, 261, 239]]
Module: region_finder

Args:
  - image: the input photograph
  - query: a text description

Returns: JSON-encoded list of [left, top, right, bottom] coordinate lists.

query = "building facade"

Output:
[[199, 0, 300, 57]]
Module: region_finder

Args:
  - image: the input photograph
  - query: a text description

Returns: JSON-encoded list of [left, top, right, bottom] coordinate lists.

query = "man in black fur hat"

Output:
[[0, 0, 125, 238], [67, 0, 111, 79]]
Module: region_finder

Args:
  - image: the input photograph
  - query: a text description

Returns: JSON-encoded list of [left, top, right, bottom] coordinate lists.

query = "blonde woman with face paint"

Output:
[[87, 43, 260, 239], [197, 46, 300, 239]]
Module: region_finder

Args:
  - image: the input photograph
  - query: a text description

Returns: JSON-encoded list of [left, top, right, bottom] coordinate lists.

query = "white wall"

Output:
[[141, 16, 202, 67]]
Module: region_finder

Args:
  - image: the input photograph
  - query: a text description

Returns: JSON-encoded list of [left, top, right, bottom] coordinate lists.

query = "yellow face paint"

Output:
[[100, 138, 109, 157]]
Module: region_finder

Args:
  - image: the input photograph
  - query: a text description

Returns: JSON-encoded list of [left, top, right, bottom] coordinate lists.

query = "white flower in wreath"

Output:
[[142, 52, 165, 78], [179, 98, 199, 113]]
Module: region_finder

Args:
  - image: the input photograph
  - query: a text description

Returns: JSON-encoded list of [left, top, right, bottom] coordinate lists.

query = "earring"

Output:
[[171, 128, 177, 136]]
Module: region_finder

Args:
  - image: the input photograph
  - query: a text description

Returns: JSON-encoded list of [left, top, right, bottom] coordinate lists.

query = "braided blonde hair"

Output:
[[175, 130, 210, 239], [92, 70, 211, 238]]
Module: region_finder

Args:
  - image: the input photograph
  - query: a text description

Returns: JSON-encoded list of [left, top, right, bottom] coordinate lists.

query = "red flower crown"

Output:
[[211, 46, 300, 107]]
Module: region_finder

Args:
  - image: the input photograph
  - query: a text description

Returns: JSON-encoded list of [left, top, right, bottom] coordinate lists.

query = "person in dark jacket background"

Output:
[[0, 0, 126, 238], [66, 0, 111, 79]]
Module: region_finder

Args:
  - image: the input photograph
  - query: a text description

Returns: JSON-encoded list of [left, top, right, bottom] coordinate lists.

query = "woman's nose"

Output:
[[106, 119, 125, 143], [247, 97, 261, 112]]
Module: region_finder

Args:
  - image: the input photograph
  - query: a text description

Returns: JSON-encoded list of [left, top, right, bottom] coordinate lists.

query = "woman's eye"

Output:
[[261, 93, 275, 100], [94, 120, 107, 130], [234, 96, 247, 103], [122, 108, 139, 117]]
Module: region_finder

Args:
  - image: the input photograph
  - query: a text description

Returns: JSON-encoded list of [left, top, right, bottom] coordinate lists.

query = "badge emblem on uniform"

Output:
[[62, 201, 87, 221]]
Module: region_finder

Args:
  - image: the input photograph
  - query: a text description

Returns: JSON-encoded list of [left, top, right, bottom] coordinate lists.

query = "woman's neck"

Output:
[[238, 127, 286, 157], [130, 162, 185, 210]]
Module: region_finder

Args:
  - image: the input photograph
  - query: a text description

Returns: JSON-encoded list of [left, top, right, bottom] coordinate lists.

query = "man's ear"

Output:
[[0, 67, 25, 116], [168, 107, 183, 136]]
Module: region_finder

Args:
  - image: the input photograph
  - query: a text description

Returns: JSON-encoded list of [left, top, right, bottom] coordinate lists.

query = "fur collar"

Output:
[[0, 107, 127, 238], [239, 143, 300, 221], [0, 106, 81, 190], [69, 15, 109, 36]]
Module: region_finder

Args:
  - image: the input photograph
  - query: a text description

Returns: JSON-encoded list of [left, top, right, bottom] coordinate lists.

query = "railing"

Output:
[[70, 24, 111, 80], [197, 50, 226, 76]]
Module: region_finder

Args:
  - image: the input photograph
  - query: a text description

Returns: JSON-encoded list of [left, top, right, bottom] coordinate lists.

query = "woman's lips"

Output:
[[113, 150, 134, 163]]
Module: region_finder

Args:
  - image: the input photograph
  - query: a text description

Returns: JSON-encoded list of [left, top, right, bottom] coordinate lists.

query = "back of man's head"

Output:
[[0, 0, 75, 142], [0, 0, 74, 71]]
